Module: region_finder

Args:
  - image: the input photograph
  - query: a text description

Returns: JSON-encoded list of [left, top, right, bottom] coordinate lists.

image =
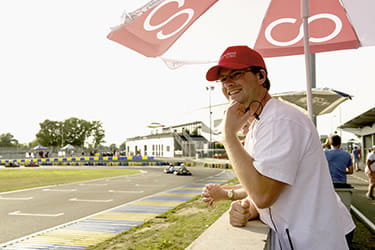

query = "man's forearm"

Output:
[[223, 133, 283, 208], [248, 200, 260, 220]]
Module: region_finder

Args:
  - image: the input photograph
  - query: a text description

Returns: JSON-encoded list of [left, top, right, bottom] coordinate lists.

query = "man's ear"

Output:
[[259, 69, 267, 80], [258, 69, 267, 85]]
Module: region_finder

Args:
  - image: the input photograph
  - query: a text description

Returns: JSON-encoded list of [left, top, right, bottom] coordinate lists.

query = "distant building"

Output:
[[125, 121, 216, 158], [339, 107, 375, 161], [124, 101, 230, 159]]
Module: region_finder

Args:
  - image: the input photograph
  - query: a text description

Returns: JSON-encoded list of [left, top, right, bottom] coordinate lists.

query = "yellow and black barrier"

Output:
[[1, 156, 197, 168], [203, 162, 232, 169], [1, 156, 162, 167]]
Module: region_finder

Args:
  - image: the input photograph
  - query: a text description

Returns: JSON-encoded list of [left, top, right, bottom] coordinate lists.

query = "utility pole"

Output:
[[206, 85, 215, 157], [61, 121, 64, 148]]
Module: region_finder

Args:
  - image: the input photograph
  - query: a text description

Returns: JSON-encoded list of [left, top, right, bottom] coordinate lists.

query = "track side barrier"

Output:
[[0, 157, 196, 168], [203, 162, 232, 169]]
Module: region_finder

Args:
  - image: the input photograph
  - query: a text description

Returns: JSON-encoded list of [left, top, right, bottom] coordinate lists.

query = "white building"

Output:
[[339, 107, 375, 161], [125, 121, 222, 158]]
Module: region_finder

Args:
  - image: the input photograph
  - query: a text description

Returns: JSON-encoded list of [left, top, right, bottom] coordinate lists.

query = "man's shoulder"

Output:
[[337, 149, 351, 157], [324, 149, 332, 155], [267, 99, 311, 122]]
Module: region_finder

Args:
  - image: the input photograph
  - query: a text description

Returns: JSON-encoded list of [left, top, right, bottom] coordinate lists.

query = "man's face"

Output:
[[218, 68, 261, 107]]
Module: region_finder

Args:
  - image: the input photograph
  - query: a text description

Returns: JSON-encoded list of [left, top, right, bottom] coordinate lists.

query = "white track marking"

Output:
[[42, 188, 77, 192], [135, 183, 160, 187], [69, 198, 113, 202], [0, 196, 33, 200], [108, 190, 144, 193], [9, 211, 64, 217], [79, 183, 108, 186]]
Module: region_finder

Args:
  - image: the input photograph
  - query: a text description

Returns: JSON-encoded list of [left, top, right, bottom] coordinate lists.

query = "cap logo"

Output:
[[221, 51, 237, 59]]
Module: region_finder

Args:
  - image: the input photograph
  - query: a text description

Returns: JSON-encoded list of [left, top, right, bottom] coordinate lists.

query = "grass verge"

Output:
[[87, 196, 232, 250], [0, 168, 140, 192], [87, 201, 374, 250], [87, 179, 240, 250], [86, 176, 374, 250]]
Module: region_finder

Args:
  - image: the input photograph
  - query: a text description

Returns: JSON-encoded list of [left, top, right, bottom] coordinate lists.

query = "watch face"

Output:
[[227, 190, 234, 199]]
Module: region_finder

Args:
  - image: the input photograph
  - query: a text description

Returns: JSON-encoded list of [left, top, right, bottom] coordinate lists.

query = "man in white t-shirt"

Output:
[[365, 146, 375, 199], [206, 45, 355, 250]]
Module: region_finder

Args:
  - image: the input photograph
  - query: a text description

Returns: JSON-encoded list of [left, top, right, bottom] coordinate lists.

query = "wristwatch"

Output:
[[227, 189, 234, 200]]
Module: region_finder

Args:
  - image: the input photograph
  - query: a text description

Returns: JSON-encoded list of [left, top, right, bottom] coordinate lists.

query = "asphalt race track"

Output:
[[0, 166, 234, 249]]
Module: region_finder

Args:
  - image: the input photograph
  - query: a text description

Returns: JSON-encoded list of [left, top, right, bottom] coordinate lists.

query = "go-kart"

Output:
[[5, 162, 20, 168], [164, 165, 177, 174], [24, 161, 40, 167], [173, 166, 192, 176]]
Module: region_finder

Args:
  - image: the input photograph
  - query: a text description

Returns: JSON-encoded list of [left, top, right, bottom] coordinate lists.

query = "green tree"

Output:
[[109, 143, 117, 151], [35, 120, 61, 147], [36, 118, 105, 148], [0, 133, 19, 147], [62, 118, 90, 147], [119, 142, 126, 151], [88, 120, 105, 148]]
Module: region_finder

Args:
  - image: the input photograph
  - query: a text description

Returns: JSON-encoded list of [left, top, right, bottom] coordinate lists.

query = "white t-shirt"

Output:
[[366, 151, 375, 172], [244, 99, 355, 250]]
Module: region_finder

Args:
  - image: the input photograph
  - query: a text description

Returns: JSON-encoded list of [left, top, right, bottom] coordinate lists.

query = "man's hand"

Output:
[[223, 101, 253, 138], [201, 184, 227, 206], [229, 199, 251, 227]]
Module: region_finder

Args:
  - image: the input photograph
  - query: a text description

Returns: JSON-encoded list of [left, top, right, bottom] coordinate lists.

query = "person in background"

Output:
[[365, 145, 375, 200], [322, 137, 332, 150], [324, 135, 354, 184], [352, 145, 362, 171], [205, 45, 355, 249]]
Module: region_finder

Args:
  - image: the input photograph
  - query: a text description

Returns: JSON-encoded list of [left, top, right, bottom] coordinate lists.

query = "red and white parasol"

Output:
[[107, 0, 375, 119]]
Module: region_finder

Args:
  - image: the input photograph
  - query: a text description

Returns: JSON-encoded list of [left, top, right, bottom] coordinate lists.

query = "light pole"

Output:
[[61, 121, 64, 148], [206, 85, 215, 157]]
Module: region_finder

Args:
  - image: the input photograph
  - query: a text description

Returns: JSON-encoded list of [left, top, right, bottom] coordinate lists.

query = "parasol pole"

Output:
[[301, 0, 315, 124]]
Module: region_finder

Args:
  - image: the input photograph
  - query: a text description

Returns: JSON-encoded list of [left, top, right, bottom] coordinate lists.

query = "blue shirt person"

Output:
[[352, 146, 362, 171], [324, 135, 354, 183]]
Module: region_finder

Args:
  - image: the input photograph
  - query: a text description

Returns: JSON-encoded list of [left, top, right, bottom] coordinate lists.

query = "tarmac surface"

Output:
[[0, 163, 373, 250], [347, 169, 375, 227], [0, 166, 235, 250]]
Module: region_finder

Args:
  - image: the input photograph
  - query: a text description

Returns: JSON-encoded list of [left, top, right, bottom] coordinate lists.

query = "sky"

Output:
[[0, 0, 374, 146]]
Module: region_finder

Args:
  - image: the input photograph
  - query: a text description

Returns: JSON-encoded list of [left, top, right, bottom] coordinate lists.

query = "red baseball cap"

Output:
[[206, 46, 266, 81]]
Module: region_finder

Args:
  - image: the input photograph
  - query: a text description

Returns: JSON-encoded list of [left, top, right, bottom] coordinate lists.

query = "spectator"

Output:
[[352, 145, 362, 171], [205, 45, 355, 249], [365, 145, 375, 200], [324, 135, 354, 184]]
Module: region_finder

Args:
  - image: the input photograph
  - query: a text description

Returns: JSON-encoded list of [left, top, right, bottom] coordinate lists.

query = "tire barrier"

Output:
[[0, 157, 196, 168], [203, 163, 232, 169], [1, 156, 156, 167]]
